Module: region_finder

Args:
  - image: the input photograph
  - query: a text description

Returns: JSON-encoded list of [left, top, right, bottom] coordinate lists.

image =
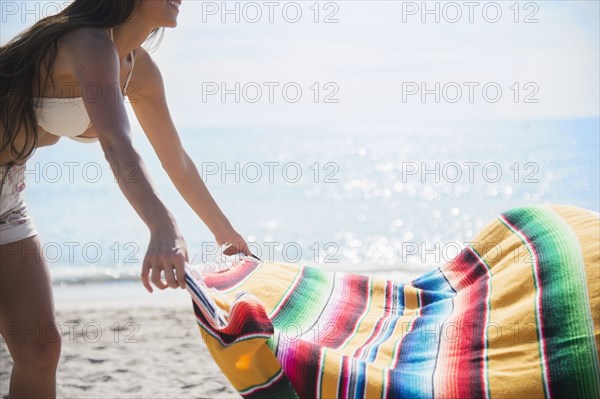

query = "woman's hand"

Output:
[[214, 229, 252, 256], [141, 223, 189, 292]]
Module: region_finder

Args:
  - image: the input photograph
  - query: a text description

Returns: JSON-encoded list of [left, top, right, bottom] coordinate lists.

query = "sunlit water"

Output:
[[21, 118, 599, 286]]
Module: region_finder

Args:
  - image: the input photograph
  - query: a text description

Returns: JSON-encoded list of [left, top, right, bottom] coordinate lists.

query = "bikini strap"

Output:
[[109, 28, 135, 96], [123, 51, 135, 96]]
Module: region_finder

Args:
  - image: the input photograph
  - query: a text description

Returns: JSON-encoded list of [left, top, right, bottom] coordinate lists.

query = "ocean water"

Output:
[[21, 118, 599, 285]]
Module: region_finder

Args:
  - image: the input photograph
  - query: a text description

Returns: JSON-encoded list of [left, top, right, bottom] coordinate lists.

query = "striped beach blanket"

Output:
[[185, 205, 600, 398]]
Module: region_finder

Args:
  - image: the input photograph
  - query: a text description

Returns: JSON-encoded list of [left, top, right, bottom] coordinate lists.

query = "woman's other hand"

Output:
[[214, 229, 252, 256], [141, 223, 189, 292]]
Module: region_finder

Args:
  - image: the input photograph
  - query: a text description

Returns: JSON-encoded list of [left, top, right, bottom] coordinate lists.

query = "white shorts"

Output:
[[0, 162, 38, 245]]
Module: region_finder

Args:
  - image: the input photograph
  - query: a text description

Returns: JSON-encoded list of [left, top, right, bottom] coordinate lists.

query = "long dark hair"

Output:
[[0, 0, 163, 164]]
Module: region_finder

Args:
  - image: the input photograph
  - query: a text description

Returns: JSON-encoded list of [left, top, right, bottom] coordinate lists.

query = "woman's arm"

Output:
[[65, 28, 188, 291], [127, 48, 251, 256]]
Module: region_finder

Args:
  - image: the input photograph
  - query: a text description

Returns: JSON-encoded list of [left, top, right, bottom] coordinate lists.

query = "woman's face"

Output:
[[134, 0, 181, 28]]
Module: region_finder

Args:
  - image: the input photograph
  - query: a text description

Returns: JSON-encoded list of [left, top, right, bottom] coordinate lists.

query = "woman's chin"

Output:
[[163, 19, 178, 28]]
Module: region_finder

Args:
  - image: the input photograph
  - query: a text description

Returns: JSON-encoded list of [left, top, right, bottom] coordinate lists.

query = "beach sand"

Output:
[[0, 283, 238, 399]]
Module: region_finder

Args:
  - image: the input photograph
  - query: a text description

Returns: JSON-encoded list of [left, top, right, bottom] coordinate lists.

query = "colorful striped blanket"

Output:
[[185, 205, 600, 398]]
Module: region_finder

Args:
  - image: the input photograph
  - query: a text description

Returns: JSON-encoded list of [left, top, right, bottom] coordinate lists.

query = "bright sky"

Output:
[[1, 0, 598, 129]]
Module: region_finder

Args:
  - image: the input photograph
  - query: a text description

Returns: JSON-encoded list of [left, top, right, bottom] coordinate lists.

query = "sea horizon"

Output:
[[15, 117, 598, 287]]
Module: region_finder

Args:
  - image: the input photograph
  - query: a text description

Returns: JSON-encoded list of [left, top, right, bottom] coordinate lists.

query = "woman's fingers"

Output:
[[223, 241, 250, 256], [144, 255, 186, 291], [142, 226, 188, 292], [151, 263, 167, 290], [141, 259, 153, 293], [237, 241, 252, 256], [173, 254, 186, 289], [242, 242, 252, 256], [163, 263, 178, 289]]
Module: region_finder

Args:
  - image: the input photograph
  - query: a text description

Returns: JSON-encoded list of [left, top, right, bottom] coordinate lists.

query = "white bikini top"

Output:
[[34, 28, 135, 143]]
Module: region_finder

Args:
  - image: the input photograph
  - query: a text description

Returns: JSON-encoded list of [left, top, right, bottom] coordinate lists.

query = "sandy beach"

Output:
[[0, 282, 238, 399]]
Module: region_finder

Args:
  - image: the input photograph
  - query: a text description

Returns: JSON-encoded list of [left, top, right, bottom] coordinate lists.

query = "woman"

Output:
[[0, 0, 251, 397]]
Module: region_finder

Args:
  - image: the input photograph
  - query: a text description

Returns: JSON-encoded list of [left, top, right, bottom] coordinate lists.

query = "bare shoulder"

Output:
[[130, 47, 165, 97], [61, 26, 114, 52], [60, 27, 119, 73]]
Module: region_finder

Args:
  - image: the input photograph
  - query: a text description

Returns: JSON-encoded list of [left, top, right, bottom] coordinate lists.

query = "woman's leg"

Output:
[[0, 234, 61, 398]]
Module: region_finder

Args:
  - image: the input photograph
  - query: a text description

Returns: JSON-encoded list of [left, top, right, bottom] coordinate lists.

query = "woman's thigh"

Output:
[[0, 234, 59, 357]]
